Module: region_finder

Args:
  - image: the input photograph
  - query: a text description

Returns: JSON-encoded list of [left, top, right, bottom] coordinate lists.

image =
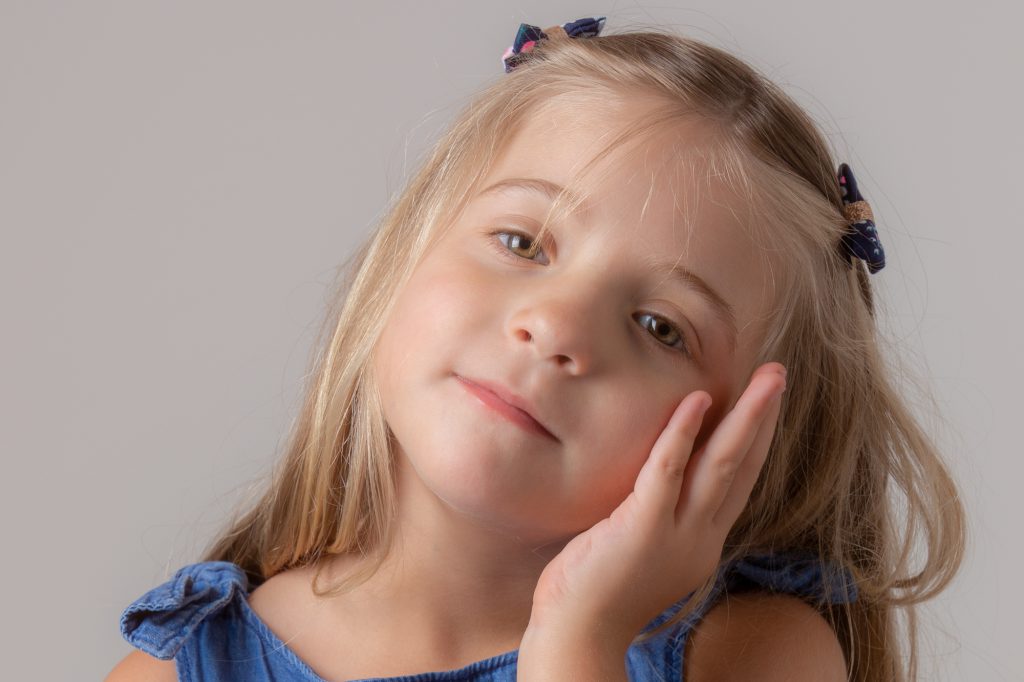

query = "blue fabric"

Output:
[[120, 553, 857, 681]]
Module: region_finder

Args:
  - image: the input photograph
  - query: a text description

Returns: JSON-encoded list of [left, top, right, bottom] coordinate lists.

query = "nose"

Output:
[[507, 286, 607, 376]]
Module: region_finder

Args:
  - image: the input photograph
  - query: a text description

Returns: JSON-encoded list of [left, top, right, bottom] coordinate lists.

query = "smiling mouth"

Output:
[[455, 376, 558, 442]]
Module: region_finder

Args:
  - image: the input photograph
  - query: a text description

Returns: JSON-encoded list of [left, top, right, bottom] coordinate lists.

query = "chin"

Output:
[[397, 436, 576, 541]]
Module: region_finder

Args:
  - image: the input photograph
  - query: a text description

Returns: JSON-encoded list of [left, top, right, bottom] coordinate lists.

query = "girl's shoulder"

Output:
[[114, 560, 305, 681], [684, 590, 848, 681], [244, 559, 321, 633], [104, 650, 177, 682], [630, 551, 858, 681]]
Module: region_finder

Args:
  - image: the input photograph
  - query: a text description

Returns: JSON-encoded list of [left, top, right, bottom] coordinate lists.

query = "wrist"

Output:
[[522, 612, 638, 654], [517, 622, 633, 681]]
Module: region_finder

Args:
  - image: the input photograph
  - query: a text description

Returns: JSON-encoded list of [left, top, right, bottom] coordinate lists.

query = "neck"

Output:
[[316, 453, 573, 668]]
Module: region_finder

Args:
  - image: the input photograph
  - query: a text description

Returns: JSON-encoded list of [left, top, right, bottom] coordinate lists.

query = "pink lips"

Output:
[[455, 375, 558, 442]]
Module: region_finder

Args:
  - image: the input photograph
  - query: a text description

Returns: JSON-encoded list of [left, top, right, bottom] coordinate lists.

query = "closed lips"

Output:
[[455, 375, 558, 441]]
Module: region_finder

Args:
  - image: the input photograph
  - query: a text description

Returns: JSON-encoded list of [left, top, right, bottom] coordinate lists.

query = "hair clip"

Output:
[[837, 162, 885, 274], [501, 16, 606, 73]]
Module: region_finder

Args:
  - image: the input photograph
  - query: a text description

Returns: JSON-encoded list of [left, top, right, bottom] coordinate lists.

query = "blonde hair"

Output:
[[202, 24, 966, 681]]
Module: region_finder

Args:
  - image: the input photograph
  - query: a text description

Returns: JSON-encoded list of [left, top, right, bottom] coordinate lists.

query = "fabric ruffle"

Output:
[[119, 561, 249, 660], [723, 550, 859, 606]]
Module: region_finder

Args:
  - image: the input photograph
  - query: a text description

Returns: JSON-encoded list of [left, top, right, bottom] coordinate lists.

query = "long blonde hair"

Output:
[[202, 24, 965, 681]]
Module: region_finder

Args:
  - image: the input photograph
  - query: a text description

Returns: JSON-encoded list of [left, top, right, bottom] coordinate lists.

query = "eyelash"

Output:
[[486, 229, 694, 359]]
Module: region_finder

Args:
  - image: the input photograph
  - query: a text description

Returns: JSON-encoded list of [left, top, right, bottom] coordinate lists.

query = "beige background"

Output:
[[2, 1, 1020, 680]]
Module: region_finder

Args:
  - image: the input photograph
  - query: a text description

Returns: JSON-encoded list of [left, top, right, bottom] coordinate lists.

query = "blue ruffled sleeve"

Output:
[[119, 561, 250, 660], [722, 550, 859, 606]]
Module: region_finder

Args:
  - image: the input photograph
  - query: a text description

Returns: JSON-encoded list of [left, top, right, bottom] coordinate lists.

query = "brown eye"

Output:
[[492, 230, 550, 264], [635, 312, 692, 358]]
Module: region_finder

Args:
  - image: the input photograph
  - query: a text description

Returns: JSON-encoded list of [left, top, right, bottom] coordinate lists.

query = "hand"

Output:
[[525, 362, 788, 646]]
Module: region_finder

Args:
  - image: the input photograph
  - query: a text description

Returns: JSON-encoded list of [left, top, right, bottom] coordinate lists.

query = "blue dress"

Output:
[[120, 552, 857, 681]]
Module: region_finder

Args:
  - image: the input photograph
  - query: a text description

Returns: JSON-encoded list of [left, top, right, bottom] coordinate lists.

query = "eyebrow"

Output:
[[478, 177, 591, 215], [649, 260, 738, 351], [478, 176, 739, 350]]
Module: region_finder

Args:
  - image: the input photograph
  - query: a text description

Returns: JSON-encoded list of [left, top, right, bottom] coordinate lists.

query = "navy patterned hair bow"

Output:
[[501, 16, 606, 73], [838, 162, 885, 274]]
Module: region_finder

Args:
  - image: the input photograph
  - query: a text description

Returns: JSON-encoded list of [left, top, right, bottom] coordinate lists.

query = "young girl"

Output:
[[107, 17, 965, 682]]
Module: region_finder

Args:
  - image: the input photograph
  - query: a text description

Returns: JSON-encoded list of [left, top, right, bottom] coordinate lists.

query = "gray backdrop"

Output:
[[2, 1, 1019, 680]]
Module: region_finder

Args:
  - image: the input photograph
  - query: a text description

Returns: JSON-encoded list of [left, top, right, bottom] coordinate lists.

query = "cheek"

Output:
[[371, 254, 520, 447], [375, 261, 477, 373], [571, 372, 734, 524], [566, 390, 679, 522]]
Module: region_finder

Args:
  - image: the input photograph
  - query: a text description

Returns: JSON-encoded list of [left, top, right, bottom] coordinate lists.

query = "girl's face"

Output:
[[372, 99, 772, 547]]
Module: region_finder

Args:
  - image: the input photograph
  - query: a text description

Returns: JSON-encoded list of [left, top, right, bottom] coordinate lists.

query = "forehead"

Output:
[[478, 96, 774, 368], [485, 96, 749, 248]]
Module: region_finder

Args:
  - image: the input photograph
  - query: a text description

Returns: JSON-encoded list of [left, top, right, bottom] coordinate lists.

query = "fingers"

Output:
[[677, 364, 786, 530], [710, 379, 783, 528], [631, 390, 713, 525]]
